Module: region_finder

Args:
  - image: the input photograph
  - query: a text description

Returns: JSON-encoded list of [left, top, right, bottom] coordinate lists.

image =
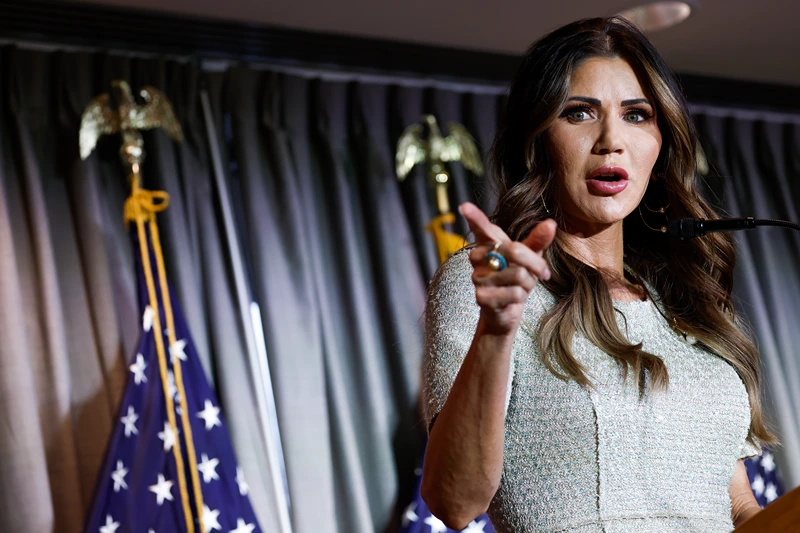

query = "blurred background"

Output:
[[1, 1, 799, 532]]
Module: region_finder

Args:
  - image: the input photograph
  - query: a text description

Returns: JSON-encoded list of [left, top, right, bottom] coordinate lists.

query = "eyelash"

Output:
[[560, 105, 654, 123]]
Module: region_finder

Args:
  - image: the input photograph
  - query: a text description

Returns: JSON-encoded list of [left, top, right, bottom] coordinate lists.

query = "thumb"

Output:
[[522, 219, 557, 254]]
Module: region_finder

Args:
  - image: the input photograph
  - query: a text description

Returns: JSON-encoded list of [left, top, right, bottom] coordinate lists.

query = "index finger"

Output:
[[458, 202, 509, 246]]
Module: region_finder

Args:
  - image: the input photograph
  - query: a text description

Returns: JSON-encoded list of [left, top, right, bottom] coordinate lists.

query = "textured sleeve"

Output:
[[422, 250, 480, 431], [739, 438, 762, 460], [738, 396, 762, 460], [421, 250, 516, 432]]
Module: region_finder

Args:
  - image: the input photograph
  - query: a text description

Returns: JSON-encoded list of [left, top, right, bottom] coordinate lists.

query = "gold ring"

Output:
[[486, 242, 507, 271]]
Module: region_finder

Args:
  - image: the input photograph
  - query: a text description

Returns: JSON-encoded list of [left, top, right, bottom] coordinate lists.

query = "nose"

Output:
[[592, 116, 624, 155]]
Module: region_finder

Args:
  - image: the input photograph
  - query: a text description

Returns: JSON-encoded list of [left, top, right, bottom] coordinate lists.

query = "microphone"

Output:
[[668, 217, 755, 239], [668, 216, 800, 239]]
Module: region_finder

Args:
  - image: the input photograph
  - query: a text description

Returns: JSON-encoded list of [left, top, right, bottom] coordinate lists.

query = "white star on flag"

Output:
[[751, 474, 765, 496], [401, 502, 418, 526], [166, 370, 182, 415], [129, 354, 148, 385], [143, 305, 154, 332], [765, 483, 778, 503], [167, 370, 178, 399], [424, 515, 447, 533], [111, 460, 128, 492], [149, 474, 174, 506], [158, 421, 178, 452], [198, 453, 220, 483], [99, 514, 120, 533], [202, 505, 222, 532], [197, 399, 222, 430], [236, 466, 249, 496], [463, 519, 488, 533], [229, 518, 256, 533], [762, 452, 776, 473], [169, 339, 188, 363], [121, 406, 139, 437]]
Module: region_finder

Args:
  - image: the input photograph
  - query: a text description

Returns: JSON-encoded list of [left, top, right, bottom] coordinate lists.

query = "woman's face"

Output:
[[547, 56, 662, 234]]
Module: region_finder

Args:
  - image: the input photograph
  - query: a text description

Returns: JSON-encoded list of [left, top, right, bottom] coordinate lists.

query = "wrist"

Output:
[[476, 315, 519, 345], [733, 502, 761, 527]]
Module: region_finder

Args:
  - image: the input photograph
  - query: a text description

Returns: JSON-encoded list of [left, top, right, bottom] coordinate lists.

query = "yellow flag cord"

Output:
[[426, 212, 469, 265], [125, 175, 204, 532]]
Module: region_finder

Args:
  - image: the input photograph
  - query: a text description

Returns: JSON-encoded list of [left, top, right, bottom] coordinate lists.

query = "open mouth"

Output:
[[587, 166, 629, 181], [592, 174, 624, 182], [586, 166, 629, 194]]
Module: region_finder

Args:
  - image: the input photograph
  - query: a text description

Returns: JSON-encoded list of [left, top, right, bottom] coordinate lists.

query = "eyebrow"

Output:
[[567, 96, 652, 107], [621, 98, 652, 107]]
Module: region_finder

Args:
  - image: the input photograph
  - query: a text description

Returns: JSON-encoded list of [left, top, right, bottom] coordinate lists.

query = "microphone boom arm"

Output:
[[668, 217, 800, 239]]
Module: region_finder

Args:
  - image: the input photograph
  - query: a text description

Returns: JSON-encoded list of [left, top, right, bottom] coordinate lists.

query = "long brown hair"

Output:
[[491, 16, 775, 446]]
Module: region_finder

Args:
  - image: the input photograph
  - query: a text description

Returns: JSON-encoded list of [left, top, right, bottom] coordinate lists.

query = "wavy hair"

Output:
[[491, 16, 775, 446]]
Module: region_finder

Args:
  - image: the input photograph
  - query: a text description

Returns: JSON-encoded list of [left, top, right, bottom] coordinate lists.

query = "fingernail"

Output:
[[458, 204, 464, 215], [544, 268, 551, 280]]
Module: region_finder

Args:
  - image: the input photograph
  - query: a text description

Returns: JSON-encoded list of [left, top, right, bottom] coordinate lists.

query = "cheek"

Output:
[[549, 128, 591, 172], [636, 129, 662, 169]]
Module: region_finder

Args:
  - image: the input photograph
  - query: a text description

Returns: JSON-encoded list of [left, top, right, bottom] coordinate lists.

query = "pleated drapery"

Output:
[[695, 108, 800, 488], [0, 47, 504, 532]]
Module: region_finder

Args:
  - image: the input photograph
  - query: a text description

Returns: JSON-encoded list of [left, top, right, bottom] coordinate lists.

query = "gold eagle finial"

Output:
[[80, 80, 183, 170], [395, 114, 484, 214]]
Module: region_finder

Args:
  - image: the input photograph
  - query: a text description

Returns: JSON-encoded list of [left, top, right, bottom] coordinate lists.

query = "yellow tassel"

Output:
[[426, 212, 468, 264], [150, 212, 205, 529], [126, 174, 202, 533]]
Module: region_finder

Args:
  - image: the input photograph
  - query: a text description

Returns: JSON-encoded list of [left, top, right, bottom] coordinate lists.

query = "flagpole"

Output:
[[200, 89, 294, 533]]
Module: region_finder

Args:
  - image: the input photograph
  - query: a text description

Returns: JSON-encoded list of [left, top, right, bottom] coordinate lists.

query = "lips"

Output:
[[586, 166, 629, 195]]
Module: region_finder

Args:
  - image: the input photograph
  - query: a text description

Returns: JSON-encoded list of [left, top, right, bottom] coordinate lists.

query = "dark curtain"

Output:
[[696, 108, 800, 488], [0, 46, 503, 533]]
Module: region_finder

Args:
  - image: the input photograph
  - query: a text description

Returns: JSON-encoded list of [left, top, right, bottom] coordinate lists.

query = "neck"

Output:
[[559, 220, 625, 276], [558, 219, 645, 301]]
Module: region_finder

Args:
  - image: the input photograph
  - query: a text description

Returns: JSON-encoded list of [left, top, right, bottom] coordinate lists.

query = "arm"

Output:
[[421, 203, 555, 529], [730, 459, 761, 528], [421, 319, 516, 529]]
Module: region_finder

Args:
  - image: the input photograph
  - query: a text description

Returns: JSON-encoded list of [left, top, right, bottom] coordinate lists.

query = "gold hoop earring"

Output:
[[641, 198, 669, 214], [638, 203, 667, 233], [541, 194, 551, 215]]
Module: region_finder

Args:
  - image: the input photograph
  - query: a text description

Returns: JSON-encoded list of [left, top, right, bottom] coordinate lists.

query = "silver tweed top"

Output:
[[423, 250, 760, 533]]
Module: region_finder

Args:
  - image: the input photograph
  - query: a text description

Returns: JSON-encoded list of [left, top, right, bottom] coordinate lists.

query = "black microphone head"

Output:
[[668, 216, 761, 239], [667, 218, 698, 239]]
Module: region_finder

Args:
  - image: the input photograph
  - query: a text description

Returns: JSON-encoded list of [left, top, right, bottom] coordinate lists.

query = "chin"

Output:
[[592, 215, 627, 226], [582, 203, 636, 225]]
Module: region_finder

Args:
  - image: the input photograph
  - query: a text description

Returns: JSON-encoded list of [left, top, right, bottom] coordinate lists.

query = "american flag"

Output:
[[83, 226, 262, 533], [744, 450, 784, 508], [398, 443, 495, 533]]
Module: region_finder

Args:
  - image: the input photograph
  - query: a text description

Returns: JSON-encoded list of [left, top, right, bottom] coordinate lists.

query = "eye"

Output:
[[561, 105, 593, 122], [624, 108, 654, 123]]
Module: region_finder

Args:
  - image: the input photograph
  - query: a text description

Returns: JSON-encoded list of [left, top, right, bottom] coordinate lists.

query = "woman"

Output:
[[420, 16, 776, 533]]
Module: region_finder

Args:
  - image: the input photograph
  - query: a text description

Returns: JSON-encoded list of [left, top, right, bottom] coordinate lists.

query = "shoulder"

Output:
[[425, 248, 479, 336], [428, 248, 474, 295]]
